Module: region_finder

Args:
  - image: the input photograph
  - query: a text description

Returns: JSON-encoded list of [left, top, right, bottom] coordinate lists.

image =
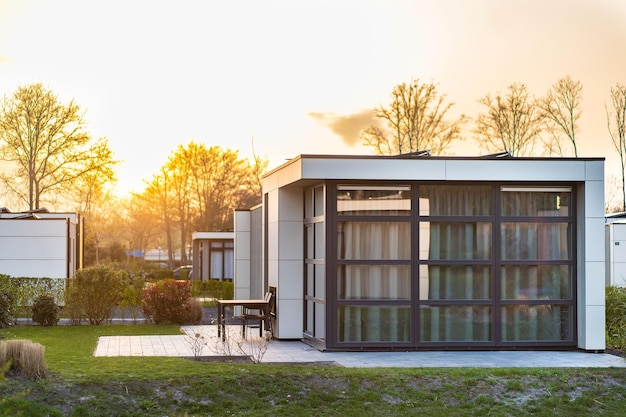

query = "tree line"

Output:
[[1, 78, 626, 267], [0, 83, 266, 268], [361, 76, 626, 211], [361, 76, 586, 158]]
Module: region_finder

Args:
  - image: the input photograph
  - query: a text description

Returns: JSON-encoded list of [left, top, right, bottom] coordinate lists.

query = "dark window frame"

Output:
[[324, 180, 578, 350]]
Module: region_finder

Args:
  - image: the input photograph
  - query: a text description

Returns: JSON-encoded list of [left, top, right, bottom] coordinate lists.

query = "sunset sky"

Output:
[[1, 0, 626, 195]]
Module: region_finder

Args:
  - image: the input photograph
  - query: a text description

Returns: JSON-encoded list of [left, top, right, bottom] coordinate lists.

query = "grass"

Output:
[[1, 325, 626, 416]]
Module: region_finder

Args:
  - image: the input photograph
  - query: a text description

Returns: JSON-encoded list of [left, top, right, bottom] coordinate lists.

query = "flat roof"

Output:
[[263, 154, 605, 190]]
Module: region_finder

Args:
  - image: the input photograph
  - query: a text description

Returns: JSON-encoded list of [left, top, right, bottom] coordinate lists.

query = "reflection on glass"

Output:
[[338, 265, 411, 300], [501, 305, 570, 341], [420, 305, 492, 342], [338, 221, 410, 260], [419, 185, 492, 216], [419, 222, 492, 260], [501, 189, 571, 217], [314, 222, 324, 258], [501, 223, 571, 260], [338, 305, 410, 342], [337, 185, 411, 215], [501, 265, 571, 300], [419, 265, 491, 300], [314, 186, 324, 216]]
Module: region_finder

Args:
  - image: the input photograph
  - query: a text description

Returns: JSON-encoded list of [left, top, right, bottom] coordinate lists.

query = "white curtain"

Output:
[[338, 221, 410, 342]]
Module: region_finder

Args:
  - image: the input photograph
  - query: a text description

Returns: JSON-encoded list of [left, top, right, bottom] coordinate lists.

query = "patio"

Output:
[[93, 325, 626, 368]]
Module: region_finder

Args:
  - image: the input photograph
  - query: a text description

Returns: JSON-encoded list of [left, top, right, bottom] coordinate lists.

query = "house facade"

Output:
[[235, 155, 606, 351], [604, 214, 626, 287], [191, 231, 235, 282], [0, 208, 83, 279]]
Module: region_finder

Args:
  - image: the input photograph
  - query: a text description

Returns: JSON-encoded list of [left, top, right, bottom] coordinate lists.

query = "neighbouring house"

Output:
[[605, 212, 626, 287], [0, 208, 83, 278], [234, 154, 605, 352], [191, 231, 235, 282]]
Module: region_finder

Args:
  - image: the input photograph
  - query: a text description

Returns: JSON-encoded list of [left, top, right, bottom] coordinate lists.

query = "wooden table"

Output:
[[217, 298, 270, 341]]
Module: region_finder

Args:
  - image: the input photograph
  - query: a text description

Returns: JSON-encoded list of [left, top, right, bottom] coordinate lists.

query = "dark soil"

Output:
[[605, 348, 626, 358]]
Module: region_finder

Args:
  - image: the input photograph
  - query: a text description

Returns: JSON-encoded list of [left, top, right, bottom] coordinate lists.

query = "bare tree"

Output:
[[185, 144, 261, 232], [0, 83, 117, 210], [165, 146, 195, 265], [122, 190, 163, 269], [250, 137, 269, 192], [137, 143, 262, 268], [607, 84, 626, 211], [361, 79, 466, 155], [140, 168, 175, 267], [539, 76, 583, 157], [70, 171, 117, 265], [605, 174, 624, 215], [474, 83, 543, 157]]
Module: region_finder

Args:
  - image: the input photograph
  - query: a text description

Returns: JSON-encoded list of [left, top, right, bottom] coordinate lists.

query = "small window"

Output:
[[419, 185, 492, 216], [337, 185, 410, 215], [500, 186, 571, 217]]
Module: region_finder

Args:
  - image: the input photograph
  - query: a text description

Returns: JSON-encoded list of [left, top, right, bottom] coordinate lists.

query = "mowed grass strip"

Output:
[[1, 325, 626, 417]]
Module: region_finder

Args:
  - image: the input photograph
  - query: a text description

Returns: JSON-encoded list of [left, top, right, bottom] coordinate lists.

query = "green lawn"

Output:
[[1, 325, 626, 416]]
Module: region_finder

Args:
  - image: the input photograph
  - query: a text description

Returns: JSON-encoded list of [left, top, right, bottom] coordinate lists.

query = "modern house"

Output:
[[605, 212, 626, 287], [191, 231, 235, 282], [234, 154, 606, 352], [0, 208, 83, 279]]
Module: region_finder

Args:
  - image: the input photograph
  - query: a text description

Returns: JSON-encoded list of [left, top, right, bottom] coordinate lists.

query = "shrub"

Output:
[[0, 339, 47, 379], [65, 264, 129, 325], [32, 294, 60, 326], [606, 285, 626, 349], [119, 277, 146, 323], [191, 280, 234, 300], [0, 274, 15, 328], [185, 298, 204, 324], [142, 280, 203, 324], [10, 277, 66, 306], [62, 288, 84, 325]]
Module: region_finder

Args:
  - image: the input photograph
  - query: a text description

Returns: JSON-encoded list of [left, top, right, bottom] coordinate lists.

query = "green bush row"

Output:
[[0, 266, 235, 327], [191, 280, 234, 300], [606, 285, 626, 350], [0, 274, 66, 327]]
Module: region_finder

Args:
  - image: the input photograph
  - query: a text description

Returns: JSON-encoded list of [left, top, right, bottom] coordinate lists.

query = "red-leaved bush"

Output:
[[141, 280, 203, 325]]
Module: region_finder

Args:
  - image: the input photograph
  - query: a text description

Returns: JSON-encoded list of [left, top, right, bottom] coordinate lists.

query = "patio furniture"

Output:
[[240, 292, 273, 338], [217, 294, 271, 341]]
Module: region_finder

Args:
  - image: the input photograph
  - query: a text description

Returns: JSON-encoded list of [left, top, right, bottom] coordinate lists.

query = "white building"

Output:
[[191, 231, 235, 282], [234, 154, 606, 352], [605, 213, 626, 287], [0, 208, 83, 278]]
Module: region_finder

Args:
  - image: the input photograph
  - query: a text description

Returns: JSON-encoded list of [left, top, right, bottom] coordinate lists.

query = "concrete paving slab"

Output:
[[93, 325, 626, 368]]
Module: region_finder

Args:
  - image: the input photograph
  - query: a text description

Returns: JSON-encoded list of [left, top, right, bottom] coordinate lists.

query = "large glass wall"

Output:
[[418, 185, 494, 343], [304, 185, 326, 343], [335, 185, 412, 344], [498, 187, 574, 344], [328, 182, 576, 349]]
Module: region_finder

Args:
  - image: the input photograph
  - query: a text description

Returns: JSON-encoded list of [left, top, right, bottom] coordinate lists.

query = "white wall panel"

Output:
[[0, 220, 69, 278], [585, 160, 604, 181], [584, 261, 606, 306], [276, 298, 303, 338], [584, 180, 605, 218], [445, 160, 585, 181], [585, 218, 606, 263], [579, 305, 605, 350]]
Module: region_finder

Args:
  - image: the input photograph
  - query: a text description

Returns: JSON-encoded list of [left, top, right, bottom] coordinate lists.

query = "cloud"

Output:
[[309, 109, 376, 146]]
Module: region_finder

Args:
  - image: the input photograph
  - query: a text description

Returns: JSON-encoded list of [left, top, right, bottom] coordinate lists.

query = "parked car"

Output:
[[173, 265, 193, 279]]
